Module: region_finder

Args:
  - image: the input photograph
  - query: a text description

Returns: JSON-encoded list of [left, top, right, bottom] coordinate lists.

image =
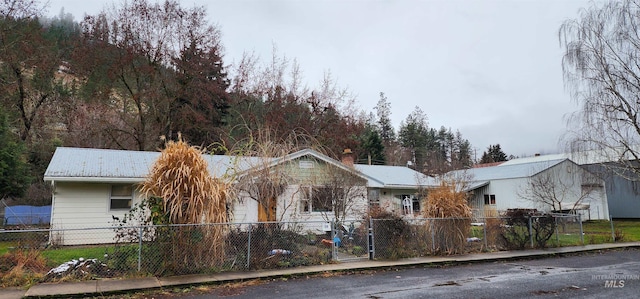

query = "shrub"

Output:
[[500, 209, 533, 249], [499, 209, 556, 249], [227, 223, 308, 270], [364, 206, 411, 259]]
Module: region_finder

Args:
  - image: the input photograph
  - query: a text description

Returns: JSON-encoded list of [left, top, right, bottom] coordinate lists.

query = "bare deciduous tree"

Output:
[[229, 129, 315, 222], [560, 0, 640, 180], [308, 166, 367, 223], [75, 0, 226, 150], [517, 165, 599, 213]]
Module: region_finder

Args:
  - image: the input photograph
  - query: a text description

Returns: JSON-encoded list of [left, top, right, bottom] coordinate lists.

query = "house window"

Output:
[[395, 194, 420, 214], [412, 197, 421, 212], [110, 185, 133, 210], [312, 186, 333, 212], [300, 187, 311, 213], [484, 194, 496, 205], [368, 189, 380, 207], [300, 186, 335, 213]]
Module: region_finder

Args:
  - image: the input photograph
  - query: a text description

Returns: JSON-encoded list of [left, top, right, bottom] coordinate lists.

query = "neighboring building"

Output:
[[501, 152, 640, 219], [451, 159, 609, 221], [44, 147, 436, 245]]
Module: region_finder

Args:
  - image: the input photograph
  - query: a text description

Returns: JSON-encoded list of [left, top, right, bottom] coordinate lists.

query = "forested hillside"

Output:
[[0, 0, 484, 205]]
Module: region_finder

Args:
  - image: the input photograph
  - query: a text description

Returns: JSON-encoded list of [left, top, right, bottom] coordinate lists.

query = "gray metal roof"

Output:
[[44, 147, 434, 188], [355, 164, 437, 189], [451, 159, 567, 182], [44, 147, 264, 183], [499, 145, 640, 166]]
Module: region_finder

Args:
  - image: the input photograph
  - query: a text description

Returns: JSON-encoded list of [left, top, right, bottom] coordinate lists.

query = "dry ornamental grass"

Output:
[[423, 180, 472, 255], [140, 138, 230, 272]]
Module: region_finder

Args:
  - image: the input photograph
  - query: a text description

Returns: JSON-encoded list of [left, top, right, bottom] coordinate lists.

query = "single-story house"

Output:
[[44, 147, 437, 245], [451, 158, 609, 221]]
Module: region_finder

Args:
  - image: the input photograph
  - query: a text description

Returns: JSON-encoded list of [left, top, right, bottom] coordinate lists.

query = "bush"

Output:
[[364, 207, 411, 259], [499, 209, 556, 249], [227, 223, 308, 270]]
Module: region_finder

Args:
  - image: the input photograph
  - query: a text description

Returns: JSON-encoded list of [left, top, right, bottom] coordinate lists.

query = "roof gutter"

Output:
[[43, 176, 145, 183]]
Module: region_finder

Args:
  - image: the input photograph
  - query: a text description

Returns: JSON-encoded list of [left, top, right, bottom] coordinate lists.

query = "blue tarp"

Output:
[[3, 205, 51, 225]]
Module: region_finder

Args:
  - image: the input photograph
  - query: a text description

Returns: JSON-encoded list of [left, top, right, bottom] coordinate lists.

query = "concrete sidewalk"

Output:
[[3, 242, 639, 299]]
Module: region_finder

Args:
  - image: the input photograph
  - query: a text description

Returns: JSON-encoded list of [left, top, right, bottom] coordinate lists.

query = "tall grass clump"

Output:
[[0, 249, 47, 287], [140, 137, 230, 274], [423, 179, 471, 255]]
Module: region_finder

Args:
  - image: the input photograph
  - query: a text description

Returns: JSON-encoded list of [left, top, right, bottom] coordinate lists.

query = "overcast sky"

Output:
[[45, 0, 599, 159]]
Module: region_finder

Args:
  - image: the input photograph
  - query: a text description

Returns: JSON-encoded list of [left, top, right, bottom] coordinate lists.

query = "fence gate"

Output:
[[332, 220, 369, 262]]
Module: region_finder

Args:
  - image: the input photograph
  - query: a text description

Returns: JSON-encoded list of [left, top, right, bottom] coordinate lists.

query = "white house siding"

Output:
[[468, 161, 610, 221], [230, 191, 259, 223], [50, 182, 143, 245], [579, 186, 609, 221], [229, 185, 368, 234], [286, 185, 367, 233]]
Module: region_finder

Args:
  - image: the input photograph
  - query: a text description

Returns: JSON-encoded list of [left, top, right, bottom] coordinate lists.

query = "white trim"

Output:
[[44, 177, 144, 183]]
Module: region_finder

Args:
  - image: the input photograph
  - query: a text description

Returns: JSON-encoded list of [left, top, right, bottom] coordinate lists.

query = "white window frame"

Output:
[[110, 184, 133, 211], [368, 189, 380, 207], [483, 194, 496, 205], [299, 185, 336, 213]]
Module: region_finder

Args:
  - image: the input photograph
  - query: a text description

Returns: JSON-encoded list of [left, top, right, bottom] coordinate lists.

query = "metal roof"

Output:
[[355, 164, 437, 189], [43, 147, 264, 183], [450, 159, 567, 182], [44, 147, 434, 189], [500, 145, 640, 166]]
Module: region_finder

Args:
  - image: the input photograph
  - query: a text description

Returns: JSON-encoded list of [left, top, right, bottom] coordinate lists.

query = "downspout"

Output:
[[49, 180, 56, 246], [49, 180, 56, 227]]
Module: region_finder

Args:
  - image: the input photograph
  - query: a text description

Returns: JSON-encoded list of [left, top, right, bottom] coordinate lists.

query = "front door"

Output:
[[258, 197, 277, 222]]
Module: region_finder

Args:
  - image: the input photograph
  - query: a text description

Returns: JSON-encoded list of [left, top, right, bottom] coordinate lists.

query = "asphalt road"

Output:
[[182, 248, 640, 299]]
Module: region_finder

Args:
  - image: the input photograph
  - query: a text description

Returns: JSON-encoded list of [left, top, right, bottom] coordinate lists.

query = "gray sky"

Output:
[[46, 0, 597, 159]]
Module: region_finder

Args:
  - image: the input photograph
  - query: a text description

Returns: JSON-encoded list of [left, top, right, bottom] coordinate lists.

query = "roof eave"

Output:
[[382, 184, 434, 190], [44, 176, 145, 183]]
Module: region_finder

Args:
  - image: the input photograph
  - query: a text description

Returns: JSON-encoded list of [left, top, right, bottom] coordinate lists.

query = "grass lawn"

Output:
[[467, 219, 640, 248], [549, 219, 640, 247], [0, 241, 17, 256], [609, 219, 640, 241], [41, 246, 112, 267]]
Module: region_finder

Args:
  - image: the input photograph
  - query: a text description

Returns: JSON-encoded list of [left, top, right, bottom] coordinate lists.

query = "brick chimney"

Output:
[[341, 148, 354, 167]]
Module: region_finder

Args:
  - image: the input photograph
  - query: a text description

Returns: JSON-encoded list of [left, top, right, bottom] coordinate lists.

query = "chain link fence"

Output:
[[0, 214, 604, 283]]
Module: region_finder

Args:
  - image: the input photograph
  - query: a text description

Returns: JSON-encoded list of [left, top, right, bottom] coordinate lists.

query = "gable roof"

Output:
[[44, 147, 435, 189], [450, 159, 567, 182], [499, 145, 640, 166], [43, 147, 263, 183], [355, 164, 437, 189]]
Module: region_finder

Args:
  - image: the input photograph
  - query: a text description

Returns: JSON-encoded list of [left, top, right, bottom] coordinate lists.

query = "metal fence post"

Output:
[[246, 224, 252, 268], [430, 219, 435, 252], [368, 218, 374, 260], [482, 218, 487, 249], [555, 216, 559, 246], [137, 226, 143, 272], [610, 215, 615, 242], [528, 216, 533, 248], [578, 214, 584, 245], [331, 220, 337, 261]]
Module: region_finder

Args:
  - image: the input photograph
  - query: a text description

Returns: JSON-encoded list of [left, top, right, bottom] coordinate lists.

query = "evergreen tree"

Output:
[[0, 108, 31, 198], [480, 144, 509, 164], [398, 107, 430, 171], [375, 92, 396, 144], [358, 125, 386, 165]]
